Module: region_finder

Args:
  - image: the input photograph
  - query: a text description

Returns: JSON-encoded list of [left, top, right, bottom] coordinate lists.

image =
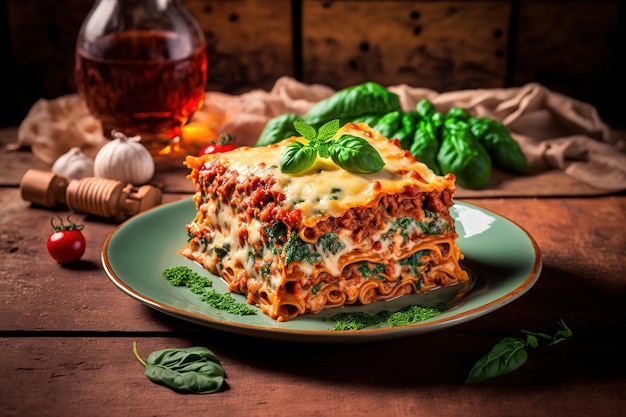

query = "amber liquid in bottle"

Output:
[[75, 30, 207, 153]]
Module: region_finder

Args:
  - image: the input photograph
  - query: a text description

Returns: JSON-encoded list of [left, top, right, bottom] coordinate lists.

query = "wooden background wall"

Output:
[[1, 0, 624, 128]]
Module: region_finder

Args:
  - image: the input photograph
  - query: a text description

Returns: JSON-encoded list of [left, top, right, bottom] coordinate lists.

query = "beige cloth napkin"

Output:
[[11, 76, 626, 191]]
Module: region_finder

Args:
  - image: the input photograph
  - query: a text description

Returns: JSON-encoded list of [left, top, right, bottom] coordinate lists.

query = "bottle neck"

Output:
[[78, 0, 203, 49]]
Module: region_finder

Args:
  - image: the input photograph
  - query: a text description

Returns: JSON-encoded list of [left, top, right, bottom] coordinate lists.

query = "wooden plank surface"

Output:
[[188, 0, 295, 94], [4, 0, 623, 128], [514, 0, 624, 125], [302, 0, 511, 90], [1, 324, 625, 416]]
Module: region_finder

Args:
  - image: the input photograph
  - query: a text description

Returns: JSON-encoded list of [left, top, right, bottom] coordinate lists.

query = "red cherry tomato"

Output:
[[199, 142, 237, 155], [199, 132, 237, 156], [46, 216, 86, 264]]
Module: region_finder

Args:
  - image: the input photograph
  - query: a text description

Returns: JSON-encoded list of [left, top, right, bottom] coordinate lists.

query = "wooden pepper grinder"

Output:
[[20, 169, 163, 218]]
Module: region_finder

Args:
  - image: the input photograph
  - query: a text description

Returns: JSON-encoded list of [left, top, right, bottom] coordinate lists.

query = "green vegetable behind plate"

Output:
[[256, 82, 401, 146], [437, 119, 492, 189], [254, 85, 528, 191], [255, 113, 301, 147], [304, 81, 402, 128], [410, 99, 444, 174], [469, 117, 529, 174], [395, 110, 421, 150], [410, 120, 442, 175], [372, 110, 403, 139]]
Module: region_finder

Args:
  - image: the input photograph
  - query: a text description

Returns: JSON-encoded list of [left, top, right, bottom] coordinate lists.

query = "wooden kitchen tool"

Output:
[[20, 169, 162, 218]]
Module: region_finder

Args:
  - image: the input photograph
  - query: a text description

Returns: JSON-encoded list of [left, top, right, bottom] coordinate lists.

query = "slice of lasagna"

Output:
[[180, 122, 469, 321]]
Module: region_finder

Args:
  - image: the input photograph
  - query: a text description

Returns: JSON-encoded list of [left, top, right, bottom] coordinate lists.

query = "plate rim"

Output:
[[101, 198, 542, 343]]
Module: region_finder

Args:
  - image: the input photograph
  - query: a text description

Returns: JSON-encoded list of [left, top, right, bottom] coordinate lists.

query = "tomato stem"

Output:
[[50, 215, 84, 232]]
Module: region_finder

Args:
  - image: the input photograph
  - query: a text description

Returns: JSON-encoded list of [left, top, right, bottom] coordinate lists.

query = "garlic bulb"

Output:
[[51, 147, 94, 179], [93, 131, 155, 185]]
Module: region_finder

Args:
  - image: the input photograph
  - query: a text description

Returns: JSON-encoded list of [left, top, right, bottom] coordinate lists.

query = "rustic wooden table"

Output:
[[1, 126, 625, 417]]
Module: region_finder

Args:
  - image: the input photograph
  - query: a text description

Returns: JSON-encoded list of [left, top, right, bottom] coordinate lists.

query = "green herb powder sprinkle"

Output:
[[331, 303, 445, 331], [163, 266, 257, 316]]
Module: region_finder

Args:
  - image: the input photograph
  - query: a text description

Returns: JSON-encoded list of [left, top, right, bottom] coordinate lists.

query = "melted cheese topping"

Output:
[[195, 123, 455, 227]]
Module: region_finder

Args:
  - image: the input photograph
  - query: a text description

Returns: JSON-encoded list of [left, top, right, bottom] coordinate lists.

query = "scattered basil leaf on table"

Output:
[[466, 319, 573, 383], [133, 342, 225, 394]]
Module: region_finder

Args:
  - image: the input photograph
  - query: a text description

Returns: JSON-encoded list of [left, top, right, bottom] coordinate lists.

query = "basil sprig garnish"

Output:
[[279, 119, 385, 174], [466, 319, 573, 383], [133, 343, 225, 394]]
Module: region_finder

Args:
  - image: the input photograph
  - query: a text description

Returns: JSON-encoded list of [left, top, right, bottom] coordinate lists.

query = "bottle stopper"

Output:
[[20, 169, 163, 218]]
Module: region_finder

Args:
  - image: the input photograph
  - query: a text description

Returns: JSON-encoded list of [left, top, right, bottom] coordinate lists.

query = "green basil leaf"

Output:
[[552, 319, 573, 344], [279, 141, 317, 174], [445, 107, 471, 122], [146, 346, 222, 369], [395, 110, 421, 150], [316, 141, 331, 159], [410, 119, 441, 174], [329, 135, 385, 174], [416, 99, 437, 119], [293, 119, 317, 142], [468, 117, 529, 174], [303, 82, 401, 128], [317, 119, 340, 142], [351, 114, 381, 127], [173, 361, 225, 377], [256, 113, 301, 146], [372, 110, 403, 139], [437, 120, 492, 189], [466, 337, 528, 383], [134, 343, 225, 394], [525, 335, 539, 349], [144, 365, 224, 394]]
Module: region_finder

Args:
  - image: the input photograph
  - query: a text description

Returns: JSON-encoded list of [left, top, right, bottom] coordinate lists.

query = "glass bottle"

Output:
[[74, 0, 207, 160]]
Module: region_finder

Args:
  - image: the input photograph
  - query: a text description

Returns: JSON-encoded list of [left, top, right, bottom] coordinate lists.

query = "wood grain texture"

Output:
[[187, 0, 295, 93], [513, 0, 624, 125], [1, 311, 625, 417], [301, 0, 511, 90], [3, 0, 624, 127]]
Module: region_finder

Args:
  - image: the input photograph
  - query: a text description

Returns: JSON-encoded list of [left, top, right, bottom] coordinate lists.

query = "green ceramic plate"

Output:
[[102, 198, 541, 343]]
